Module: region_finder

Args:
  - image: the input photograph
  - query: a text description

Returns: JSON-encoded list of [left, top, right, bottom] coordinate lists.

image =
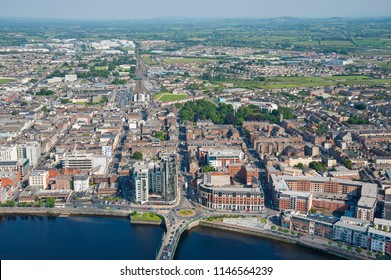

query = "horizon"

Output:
[[1, 0, 390, 21]]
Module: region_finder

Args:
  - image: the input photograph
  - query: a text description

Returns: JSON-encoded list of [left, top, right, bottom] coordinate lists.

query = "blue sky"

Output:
[[1, 0, 390, 20]]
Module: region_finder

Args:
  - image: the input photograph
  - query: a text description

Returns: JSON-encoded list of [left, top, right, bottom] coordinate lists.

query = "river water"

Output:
[[0, 215, 341, 260]]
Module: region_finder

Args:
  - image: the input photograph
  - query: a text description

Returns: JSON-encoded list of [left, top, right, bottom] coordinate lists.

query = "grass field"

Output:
[[232, 75, 391, 89], [154, 92, 189, 102], [141, 55, 159, 66], [0, 78, 13, 84], [94, 66, 108, 70], [130, 211, 163, 222], [162, 57, 216, 64]]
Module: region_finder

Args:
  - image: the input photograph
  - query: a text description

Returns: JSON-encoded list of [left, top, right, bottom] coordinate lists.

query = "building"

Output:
[[198, 174, 264, 211], [384, 188, 391, 220], [54, 175, 73, 190], [333, 216, 370, 249], [278, 191, 312, 212], [356, 183, 378, 221], [132, 162, 149, 204], [368, 228, 391, 254], [0, 159, 30, 181], [28, 170, 49, 190], [161, 155, 177, 202], [73, 174, 90, 192], [204, 149, 245, 168], [131, 155, 178, 204], [62, 153, 108, 174], [281, 210, 338, 239], [17, 142, 41, 168], [374, 218, 391, 233], [0, 145, 18, 161]]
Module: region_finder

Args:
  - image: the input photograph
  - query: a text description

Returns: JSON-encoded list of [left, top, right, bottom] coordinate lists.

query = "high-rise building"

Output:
[[131, 155, 178, 204], [161, 155, 177, 202], [17, 142, 41, 168], [384, 188, 391, 220], [132, 162, 149, 204]]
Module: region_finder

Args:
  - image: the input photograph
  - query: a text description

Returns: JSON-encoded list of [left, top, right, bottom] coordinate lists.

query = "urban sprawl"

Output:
[[1, 18, 391, 259]]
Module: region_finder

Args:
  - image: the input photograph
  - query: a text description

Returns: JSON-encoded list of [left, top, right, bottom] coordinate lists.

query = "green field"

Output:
[[154, 92, 189, 102], [162, 57, 216, 64], [130, 211, 163, 222], [0, 78, 13, 84], [94, 66, 108, 70], [232, 75, 391, 89], [141, 55, 159, 66]]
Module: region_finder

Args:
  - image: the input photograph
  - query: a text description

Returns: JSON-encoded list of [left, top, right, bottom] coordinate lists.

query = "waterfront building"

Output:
[[132, 162, 149, 204], [281, 210, 338, 239], [73, 174, 90, 192], [278, 191, 312, 212], [198, 173, 264, 211], [131, 155, 178, 204], [368, 227, 391, 254], [333, 216, 370, 249]]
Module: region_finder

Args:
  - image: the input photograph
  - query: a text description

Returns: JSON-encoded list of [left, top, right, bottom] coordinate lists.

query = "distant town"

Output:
[[0, 17, 391, 260]]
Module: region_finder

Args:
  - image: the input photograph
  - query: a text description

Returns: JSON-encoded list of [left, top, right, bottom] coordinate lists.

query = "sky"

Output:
[[0, 0, 390, 20]]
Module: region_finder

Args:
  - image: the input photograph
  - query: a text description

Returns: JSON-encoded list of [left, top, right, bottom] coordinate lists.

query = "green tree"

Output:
[[309, 161, 327, 172], [42, 106, 49, 113], [294, 163, 305, 169], [271, 225, 276, 230], [155, 131, 165, 141], [328, 240, 333, 246], [4, 200, 16, 207], [356, 248, 362, 254], [202, 165, 216, 173], [46, 197, 56, 208], [133, 151, 143, 161], [343, 159, 353, 169]]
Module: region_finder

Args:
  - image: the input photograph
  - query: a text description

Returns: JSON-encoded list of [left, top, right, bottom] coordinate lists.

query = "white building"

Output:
[[132, 162, 149, 204], [0, 145, 18, 161], [64, 74, 77, 83], [73, 174, 90, 192], [17, 142, 41, 168], [29, 170, 49, 190]]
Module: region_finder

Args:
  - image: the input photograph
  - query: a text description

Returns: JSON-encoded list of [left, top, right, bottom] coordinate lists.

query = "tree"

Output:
[[294, 163, 305, 169], [328, 240, 333, 246], [42, 106, 49, 113], [343, 159, 353, 169], [4, 200, 16, 207], [46, 197, 56, 208], [309, 161, 327, 172], [155, 131, 165, 141], [347, 245, 352, 251], [356, 248, 362, 254], [202, 165, 216, 173], [271, 225, 276, 230], [337, 242, 343, 248], [133, 151, 143, 161]]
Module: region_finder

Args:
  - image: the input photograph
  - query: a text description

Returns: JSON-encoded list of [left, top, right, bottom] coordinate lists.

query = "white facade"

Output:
[[132, 162, 149, 204], [17, 142, 41, 167], [73, 175, 90, 192], [0, 145, 18, 161], [29, 170, 49, 190]]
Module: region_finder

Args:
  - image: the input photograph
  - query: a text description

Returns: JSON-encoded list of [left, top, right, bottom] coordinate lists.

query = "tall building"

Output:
[[161, 155, 177, 202], [132, 162, 149, 204], [384, 188, 391, 220], [131, 155, 178, 204], [17, 142, 41, 168]]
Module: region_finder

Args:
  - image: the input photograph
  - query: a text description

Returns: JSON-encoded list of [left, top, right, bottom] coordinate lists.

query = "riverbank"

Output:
[[0, 207, 130, 218], [196, 220, 371, 260]]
